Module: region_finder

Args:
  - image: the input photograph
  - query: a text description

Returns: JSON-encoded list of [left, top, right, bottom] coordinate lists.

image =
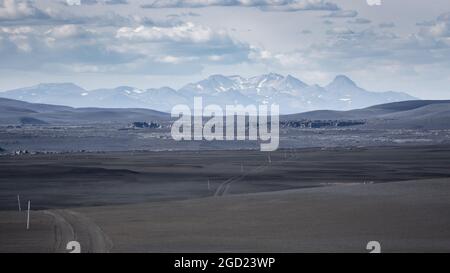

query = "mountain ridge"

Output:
[[0, 74, 417, 114]]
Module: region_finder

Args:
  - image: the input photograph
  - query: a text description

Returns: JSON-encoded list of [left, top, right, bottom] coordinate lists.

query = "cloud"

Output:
[[0, 0, 174, 27], [424, 22, 450, 38], [417, 12, 450, 38], [260, 0, 339, 12], [64, 0, 129, 5], [437, 12, 450, 22], [115, 22, 251, 65], [0, 0, 50, 21], [104, 0, 128, 4], [0, 17, 251, 76], [167, 12, 201, 18], [379, 22, 395, 28], [300, 12, 450, 81], [45, 24, 93, 39], [0, 1, 253, 76], [416, 21, 435, 27], [416, 13, 450, 32], [0, 25, 34, 52], [142, 0, 339, 12], [249, 46, 309, 68], [142, 0, 277, 8], [326, 27, 354, 36], [324, 10, 357, 18], [116, 22, 231, 43], [347, 18, 371, 24], [0, 24, 138, 66]]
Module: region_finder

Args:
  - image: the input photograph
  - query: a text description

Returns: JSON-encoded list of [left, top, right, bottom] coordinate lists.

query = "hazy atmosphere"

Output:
[[0, 0, 450, 99]]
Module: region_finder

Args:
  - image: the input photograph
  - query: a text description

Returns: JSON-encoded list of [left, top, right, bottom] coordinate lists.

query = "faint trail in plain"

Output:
[[214, 150, 298, 197], [44, 210, 113, 253]]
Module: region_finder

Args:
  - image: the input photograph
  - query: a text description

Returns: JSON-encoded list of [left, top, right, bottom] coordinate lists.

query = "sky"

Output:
[[0, 0, 450, 99]]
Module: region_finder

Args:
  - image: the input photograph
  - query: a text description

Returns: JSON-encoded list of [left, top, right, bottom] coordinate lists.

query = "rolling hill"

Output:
[[0, 97, 169, 125], [1, 98, 449, 129], [285, 100, 450, 129]]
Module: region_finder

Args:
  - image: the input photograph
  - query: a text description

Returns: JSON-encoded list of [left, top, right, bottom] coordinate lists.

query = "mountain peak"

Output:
[[284, 74, 308, 88], [329, 75, 357, 87], [207, 74, 230, 81], [248, 73, 284, 85], [263, 72, 284, 80], [180, 74, 238, 94]]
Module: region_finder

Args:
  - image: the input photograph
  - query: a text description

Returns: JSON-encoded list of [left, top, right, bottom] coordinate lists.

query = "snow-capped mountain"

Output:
[[3, 83, 87, 106], [323, 75, 414, 109], [0, 74, 416, 114]]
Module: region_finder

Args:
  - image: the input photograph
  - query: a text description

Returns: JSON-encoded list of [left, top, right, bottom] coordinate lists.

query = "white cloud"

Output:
[[114, 22, 251, 70], [66, 0, 129, 5], [0, 0, 48, 21], [249, 46, 308, 67], [0, 15, 251, 76], [437, 12, 450, 22], [326, 27, 354, 35], [0, 25, 32, 34], [142, 0, 339, 12], [45, 24, 93, 39], [156, 55, 198, 64], [143, 0, 285, 8], [324, 10, 357, 18], [0, 0, 165, 27], [208, 54, 225, 61], [347, 18, 371, 24], [428, 22, 450, 37], [379, 22, 395, 28], [116, 22, 229, 43], [418, 13, 450, 38], [262, 0, 338, 12]]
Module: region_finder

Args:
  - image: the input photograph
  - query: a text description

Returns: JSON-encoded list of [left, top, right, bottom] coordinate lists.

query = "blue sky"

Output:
[[0, 0, 450, 99]]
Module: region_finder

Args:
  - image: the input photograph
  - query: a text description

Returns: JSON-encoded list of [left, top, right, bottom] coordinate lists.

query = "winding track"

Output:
[[44, 210, 113, 253], [214, 150, 298, 197]]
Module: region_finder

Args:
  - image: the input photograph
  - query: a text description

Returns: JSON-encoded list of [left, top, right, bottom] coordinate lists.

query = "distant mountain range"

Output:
[[0, 74, 416, 114]]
